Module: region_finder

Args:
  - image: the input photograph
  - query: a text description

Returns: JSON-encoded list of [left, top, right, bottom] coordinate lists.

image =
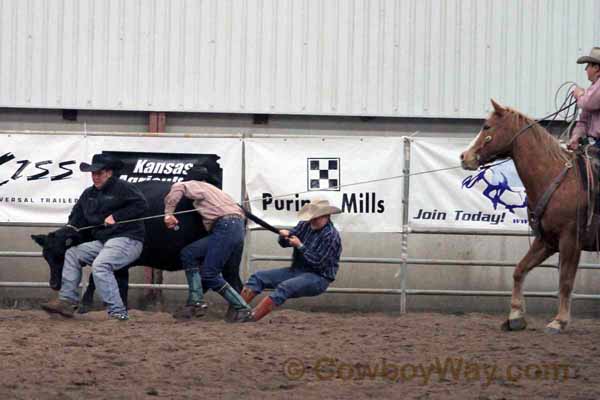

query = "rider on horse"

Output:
[[568, 47, 600, 150]]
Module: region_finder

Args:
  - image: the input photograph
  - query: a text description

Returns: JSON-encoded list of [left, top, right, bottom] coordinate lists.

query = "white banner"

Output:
[[0, 134, 243, 223], [0, 134, 88, 223], [245, 137, 404, 232], [409, 137, 529, 232]]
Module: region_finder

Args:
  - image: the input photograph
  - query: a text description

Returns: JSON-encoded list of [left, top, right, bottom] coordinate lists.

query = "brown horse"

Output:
[[460, 99, 594, 334]]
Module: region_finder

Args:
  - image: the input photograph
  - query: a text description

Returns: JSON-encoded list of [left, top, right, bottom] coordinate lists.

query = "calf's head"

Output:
[[31, 227, 82, 290]]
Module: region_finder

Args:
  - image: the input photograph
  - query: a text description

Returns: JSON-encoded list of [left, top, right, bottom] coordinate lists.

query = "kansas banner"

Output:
[[245, 137, 404, 232], [409, 137, 529, 232], [0, 133, 242, 223]]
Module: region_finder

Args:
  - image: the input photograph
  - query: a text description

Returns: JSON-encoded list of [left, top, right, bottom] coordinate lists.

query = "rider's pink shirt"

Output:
[[573, 78, 600, 140]]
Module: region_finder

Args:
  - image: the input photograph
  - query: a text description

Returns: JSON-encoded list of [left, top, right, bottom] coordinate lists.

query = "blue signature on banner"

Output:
[[461, 162, 527, 214]]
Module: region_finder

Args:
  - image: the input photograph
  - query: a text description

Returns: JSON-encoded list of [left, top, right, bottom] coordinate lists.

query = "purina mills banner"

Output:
[[245, 137, 405, 232]]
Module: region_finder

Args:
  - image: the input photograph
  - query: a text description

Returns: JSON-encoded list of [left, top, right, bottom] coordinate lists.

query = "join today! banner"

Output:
[[0, 133, 243, 223], [244, 137, 405, 232], [409, 137, 529, 232]]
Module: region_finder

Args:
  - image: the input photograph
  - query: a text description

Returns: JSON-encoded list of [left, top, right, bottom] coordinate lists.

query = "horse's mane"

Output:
[[506, 107, 571, 163]]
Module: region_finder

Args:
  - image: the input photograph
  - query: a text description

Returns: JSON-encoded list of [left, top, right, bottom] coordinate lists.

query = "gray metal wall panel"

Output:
[[0, 0, 598, 118]]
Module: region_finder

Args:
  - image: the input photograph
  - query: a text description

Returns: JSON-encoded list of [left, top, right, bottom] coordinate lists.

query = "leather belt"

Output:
[[215, 214, 244, 224]]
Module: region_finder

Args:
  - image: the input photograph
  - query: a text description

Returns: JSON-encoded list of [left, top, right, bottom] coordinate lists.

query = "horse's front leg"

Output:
[[502, 237, 554, 331], [545, 235, 581, 334]]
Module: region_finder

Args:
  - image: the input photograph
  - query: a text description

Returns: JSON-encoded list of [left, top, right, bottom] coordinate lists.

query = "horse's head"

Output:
[[460, 99, 515, 170]]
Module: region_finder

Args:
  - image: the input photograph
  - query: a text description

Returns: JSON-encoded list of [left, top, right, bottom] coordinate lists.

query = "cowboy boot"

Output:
[[185, 268, 204, 304], [217, 283, 252, 323], [250, 296, 276, 322], [185, 268, 206, 306], [225, 286, 258, 321], [41, 298, 78, 318], [173, 269, 207, 320], [225, 286, 256, 321], [240, 286, 257, 304]]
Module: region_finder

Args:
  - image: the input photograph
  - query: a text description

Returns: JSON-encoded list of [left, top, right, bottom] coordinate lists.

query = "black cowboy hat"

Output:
[[80, 153, 124, 172], [183, 165, 209, 182], [183, 165, 222, 187]]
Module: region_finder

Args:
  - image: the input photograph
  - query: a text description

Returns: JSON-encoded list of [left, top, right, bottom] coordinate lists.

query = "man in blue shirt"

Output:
[[241, 198, 342, 322]]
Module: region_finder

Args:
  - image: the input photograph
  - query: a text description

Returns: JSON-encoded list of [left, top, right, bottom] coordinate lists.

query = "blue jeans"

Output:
[[59, 237, 143, 315], [246, 267, 330, 306], [180, 216, 244, 292]]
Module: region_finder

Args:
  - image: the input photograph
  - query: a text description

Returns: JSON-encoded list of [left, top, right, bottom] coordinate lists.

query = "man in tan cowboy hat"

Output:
[[239, 198, 343, 322], [568, 47, 600, 150]]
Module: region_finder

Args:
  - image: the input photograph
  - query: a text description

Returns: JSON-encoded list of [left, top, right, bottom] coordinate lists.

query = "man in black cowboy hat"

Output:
[[41, 153, 148, 320], [239, 198, 343, 322], [568, 47, 600, 150]]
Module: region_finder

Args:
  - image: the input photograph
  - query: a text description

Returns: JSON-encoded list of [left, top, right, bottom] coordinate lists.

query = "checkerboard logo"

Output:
[[307, 158, 340, 191]]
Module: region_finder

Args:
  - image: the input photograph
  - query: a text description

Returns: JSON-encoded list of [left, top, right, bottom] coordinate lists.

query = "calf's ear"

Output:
[[31, 234, 47, 247]]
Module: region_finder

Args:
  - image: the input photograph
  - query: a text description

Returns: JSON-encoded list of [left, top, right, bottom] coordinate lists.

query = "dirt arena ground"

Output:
[[1, 307, 599, 400]]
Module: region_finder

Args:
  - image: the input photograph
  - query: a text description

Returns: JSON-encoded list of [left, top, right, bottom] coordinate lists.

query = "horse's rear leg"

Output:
[[545, 236, 581, 334], [503, 237, 554, 331]]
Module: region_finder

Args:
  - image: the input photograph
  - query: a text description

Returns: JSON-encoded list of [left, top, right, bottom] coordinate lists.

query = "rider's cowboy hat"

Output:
[[80, 153, 124, 172], [298, 198, 342, 221], [577, 47, 600, 65]]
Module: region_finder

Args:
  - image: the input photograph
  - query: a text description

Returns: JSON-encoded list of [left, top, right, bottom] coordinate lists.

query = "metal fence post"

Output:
[[241, 135, 252, 283], [400, 136, 412, 313]]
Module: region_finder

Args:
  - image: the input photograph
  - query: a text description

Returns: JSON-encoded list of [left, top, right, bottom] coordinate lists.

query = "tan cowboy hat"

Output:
[[297, 198, 342, 221], [577, 47, 600, 64]]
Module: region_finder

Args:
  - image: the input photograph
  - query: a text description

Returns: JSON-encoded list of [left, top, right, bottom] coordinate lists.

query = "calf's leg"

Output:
[[115, 268, 130, 309]]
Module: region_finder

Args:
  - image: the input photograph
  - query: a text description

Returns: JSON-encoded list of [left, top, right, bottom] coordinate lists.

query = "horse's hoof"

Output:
[[544, 326, 561, 335], [544, 320, 567, 335], [501, 318, 527, 331], [509, 317, 527, 331]]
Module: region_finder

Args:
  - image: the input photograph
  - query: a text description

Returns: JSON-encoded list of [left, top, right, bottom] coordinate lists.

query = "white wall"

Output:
[[0, 0, 598, 117]]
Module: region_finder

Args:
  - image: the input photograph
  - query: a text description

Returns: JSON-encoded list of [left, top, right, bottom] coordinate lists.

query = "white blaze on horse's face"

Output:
[[460, 127, 487, 170], [461, 99, 509, 170]]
